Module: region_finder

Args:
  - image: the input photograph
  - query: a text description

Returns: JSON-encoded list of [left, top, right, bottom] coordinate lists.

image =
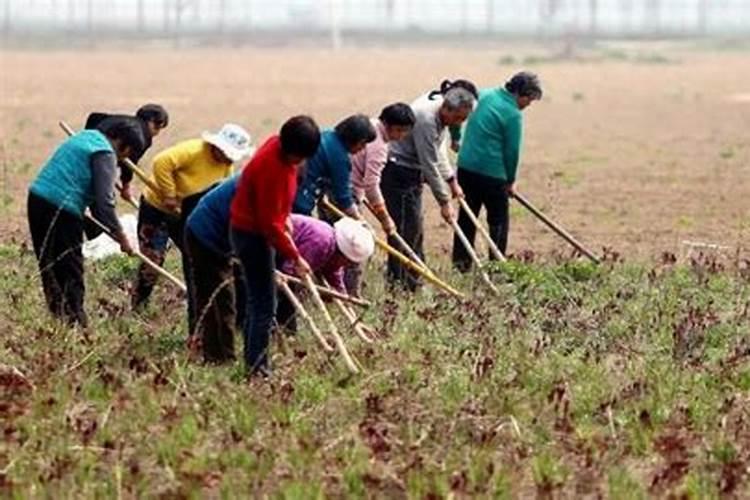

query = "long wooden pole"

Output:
[[457, 197, 507, 262], [275, 277, 334, 353], [59, 120, 162, 195], [361, 199, 432, 273], [322, 198, 464, 298], [511, 192, 601, 264], [450, 219, 499, 295], [85, 214, 187, 292], [321, 278, 374, 343], [302, 275, 360, 374], [276, 271, 370, 308]]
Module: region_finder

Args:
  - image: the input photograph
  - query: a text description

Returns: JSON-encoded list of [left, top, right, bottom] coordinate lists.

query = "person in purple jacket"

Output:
[[276, 215, 375, 336], [184, 184, 374, 363]]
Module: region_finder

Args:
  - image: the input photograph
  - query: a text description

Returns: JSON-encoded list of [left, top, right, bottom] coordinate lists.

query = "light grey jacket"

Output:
[[388, 95, 454, 204]]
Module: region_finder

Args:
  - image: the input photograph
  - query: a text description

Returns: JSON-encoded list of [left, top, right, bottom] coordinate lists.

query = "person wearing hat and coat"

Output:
[[132, 123, 252, 311], [275, 215, 375, 337]]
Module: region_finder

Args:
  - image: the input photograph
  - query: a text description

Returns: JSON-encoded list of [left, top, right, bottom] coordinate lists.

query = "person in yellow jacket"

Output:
[[132, 123, 252, 310]]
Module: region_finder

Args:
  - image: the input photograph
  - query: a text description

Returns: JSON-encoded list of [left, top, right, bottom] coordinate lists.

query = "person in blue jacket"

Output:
[[292, 114, 376, 219], [183, 175, 242, 362], [27, 120, 145, 327]]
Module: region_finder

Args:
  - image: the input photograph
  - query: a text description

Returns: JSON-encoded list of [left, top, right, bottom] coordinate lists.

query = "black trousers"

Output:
[[185, 229, 237, 363], [27, 192, 88, 327], [232, 229, 276, 374], [451, 168, 510, 271], [381, 162, 424, 292]]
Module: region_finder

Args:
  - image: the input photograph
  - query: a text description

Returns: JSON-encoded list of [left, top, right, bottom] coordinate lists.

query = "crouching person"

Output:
[[276, 215, 375, 335], [27, 120, 143, 327]]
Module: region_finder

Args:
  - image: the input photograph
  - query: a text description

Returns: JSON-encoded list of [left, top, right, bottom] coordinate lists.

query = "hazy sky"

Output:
[[4, 0, 750, 34]]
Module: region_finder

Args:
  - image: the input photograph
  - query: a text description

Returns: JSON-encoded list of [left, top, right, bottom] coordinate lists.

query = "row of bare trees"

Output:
[[0, 0, 740, 37]]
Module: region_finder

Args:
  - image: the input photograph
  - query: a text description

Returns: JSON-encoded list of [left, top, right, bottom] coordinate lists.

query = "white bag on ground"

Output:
[[83, 213, 139, 260]]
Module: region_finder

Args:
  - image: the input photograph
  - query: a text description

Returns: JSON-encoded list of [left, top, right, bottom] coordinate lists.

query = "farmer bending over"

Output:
[[381, 79, 477, 292], [451, 72, 542, 271], [292, 114, 376, 219], [230, 116, 321, 378], [27, 120, 144, 327], [85, 103, 169, 203], [131, 123, 252, 311], [276, 215, 374, 336], [345, 102, 415, 296]]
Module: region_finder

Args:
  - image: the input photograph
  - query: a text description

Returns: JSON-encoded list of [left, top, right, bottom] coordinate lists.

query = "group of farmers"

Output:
[[26, 71, 543, 377]]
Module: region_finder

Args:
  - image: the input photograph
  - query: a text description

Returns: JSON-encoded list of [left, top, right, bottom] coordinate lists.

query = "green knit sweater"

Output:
[[457, 88, 522, 182]]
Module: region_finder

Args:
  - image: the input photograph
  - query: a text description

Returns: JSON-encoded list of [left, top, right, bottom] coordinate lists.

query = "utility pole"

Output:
[[68, 0, 75, 31], [218, 0, 227, 35], [697, 0, 708, 35], [86, 0, 93, 35], [137, 0, 145, 32], [486, 0, 494, 34], [330, 0, 342, 50], [3, 0, 10, 37], [589, 0, 598, 36], [646, 0, 661, 35]]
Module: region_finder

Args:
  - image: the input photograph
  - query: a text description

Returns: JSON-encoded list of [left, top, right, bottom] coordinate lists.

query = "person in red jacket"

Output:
[[230, 115, 321, 377]]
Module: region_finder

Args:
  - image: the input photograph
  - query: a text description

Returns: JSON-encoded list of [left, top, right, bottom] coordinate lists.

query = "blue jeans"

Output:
[[231, 228, 276, 373]]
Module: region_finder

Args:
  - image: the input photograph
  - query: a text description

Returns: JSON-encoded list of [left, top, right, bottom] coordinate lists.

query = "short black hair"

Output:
[[505, 72, 543, 99], [334, 114, 377, 150], [379, 103, 416, 128], [280, 115, 321, 159], [100, 116, 146, 155], [136, 103, 169, 128]]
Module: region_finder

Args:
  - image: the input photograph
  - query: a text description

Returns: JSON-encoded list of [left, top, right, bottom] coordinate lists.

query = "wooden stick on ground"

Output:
[[450, 219, 499, 295], [302, 274, 360, 374], [276, 271, 370, 308], [85, 214, 187, 292], [321, 278, 374, 343], [322, 198, 464, 299], [275, 276, 334, 353], [457, 197, 507, 262], [512, 191, 601, 264]]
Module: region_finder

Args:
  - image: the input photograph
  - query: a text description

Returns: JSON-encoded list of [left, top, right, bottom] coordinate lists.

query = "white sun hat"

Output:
[[334, 217, 375, 264], [202, 123, 253, 162]]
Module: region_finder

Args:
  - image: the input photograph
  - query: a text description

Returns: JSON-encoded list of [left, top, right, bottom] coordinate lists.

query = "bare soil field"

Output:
[[1, 43, 748, 261]]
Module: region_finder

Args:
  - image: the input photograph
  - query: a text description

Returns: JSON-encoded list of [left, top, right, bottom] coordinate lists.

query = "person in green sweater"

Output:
[[451, 72, 542, 271]]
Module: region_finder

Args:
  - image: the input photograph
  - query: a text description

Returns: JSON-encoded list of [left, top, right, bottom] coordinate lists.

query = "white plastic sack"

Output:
[[83, 213, 139, 260]]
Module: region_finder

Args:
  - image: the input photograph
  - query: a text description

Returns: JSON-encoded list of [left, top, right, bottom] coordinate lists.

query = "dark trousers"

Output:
[[451, 168, 510, 271], [232, 229, 276, 374], [27, 192, 88, 327], [381, 162, 424, 292], [185, 229, 237, 363], [132, 198, 184, 309]]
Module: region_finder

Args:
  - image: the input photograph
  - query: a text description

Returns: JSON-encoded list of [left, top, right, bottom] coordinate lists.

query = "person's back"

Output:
[[457, 87, 522, 182], [186, 175, 239, 256], [293, 129, 347, 214], [143, 138, 233, 213], [30, 130, 115, 217]]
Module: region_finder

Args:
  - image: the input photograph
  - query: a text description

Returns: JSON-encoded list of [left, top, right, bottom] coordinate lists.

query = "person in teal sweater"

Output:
[[451, 72, 542, 270], [27, 120, 144, 327]]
